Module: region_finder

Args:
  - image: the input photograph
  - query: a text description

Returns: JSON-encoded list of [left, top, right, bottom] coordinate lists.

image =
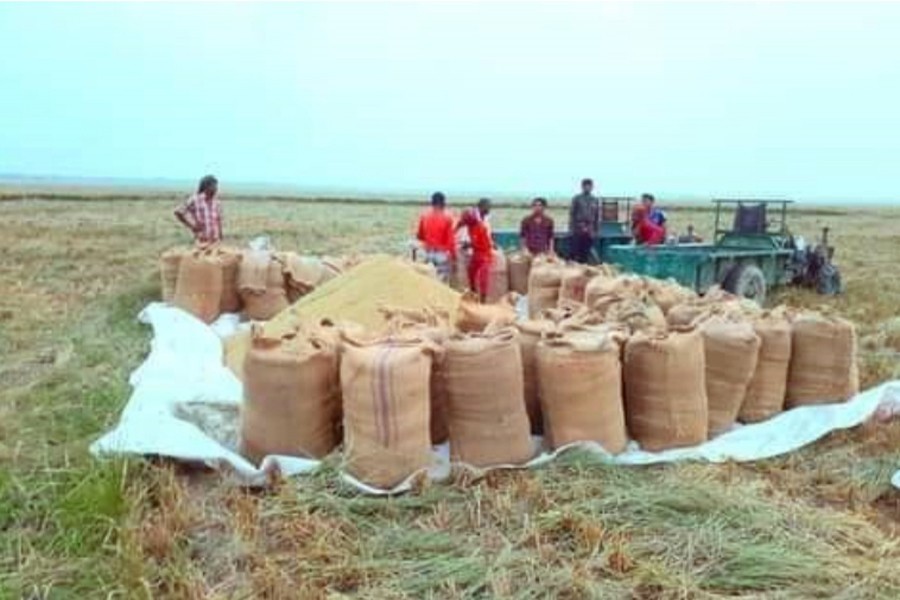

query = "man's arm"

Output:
[[519, 217, 529, 252], [174, 198, 198, 233], [548, 219, 555, 254]]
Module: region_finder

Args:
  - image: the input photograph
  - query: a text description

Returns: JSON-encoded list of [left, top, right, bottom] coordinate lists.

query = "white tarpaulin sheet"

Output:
[[91, 303, 900, 494]]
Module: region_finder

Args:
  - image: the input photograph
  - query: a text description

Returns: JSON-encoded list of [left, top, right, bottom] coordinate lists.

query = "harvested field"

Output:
[[1, 194, 899, 597]]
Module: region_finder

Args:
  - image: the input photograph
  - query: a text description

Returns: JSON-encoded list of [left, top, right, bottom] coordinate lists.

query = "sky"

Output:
[[1, 1, 899, 201]]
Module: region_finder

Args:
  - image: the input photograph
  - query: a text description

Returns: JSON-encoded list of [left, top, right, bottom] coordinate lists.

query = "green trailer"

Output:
[[492, 198, 841, 304], [605, 199, 841, 303], [492, 197, 633, 262]]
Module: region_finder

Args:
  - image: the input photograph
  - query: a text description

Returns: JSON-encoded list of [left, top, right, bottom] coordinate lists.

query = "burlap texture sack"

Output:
[[239, 250, 288, 320], [700, 316, 761, 435], [443, 328, 533, 466], [786, 312, 859, 407], [516, 319, 558, 434], [527, 257, 564, 318], [739, 313, 792, 422], [279, 252, 342, 303], [172, 249, 224, 324], [240, 325, 341, 463], [507, 252, 532, 295], [537, 331, 627, 453], [217, 247, 243, 313], [645, 278, 696, 314], [380, 306, 452, 446], [584, 274, 644, 309], [486, 250, 510, 303], [159, 246, 189, 303], [454, 292, 517, 333], [624, 329, 708, 451], [558, 266, 599, 306], [341, 335, 438, 489]]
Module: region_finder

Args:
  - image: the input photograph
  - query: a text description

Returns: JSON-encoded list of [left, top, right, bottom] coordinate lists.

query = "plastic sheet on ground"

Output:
[[90, 303, 900, 494]]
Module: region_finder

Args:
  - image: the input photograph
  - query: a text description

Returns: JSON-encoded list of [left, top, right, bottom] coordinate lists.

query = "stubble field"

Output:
[[1, 193, 899, 598]]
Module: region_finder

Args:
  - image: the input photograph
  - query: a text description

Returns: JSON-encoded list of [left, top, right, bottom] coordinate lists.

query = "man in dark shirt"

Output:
[[569, 178, 600, 263], [520, 197, 554, 255]]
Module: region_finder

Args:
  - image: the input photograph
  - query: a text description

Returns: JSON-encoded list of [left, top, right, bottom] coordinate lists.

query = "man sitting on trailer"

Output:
[[632, 205, 666, 245]]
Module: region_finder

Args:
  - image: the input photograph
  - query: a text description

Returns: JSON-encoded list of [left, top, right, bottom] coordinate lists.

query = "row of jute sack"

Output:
[[160, 246, 430, 324], [239, 294, 858, 490]]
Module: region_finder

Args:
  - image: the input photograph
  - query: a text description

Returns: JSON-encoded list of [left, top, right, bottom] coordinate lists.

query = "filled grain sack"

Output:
[[486, 250, 510, 303], [240, 325, 341, 464], [341, 335, 438, 489], [537, 331, 627, 453], [739, 313, 792, 423], [558, 266, 599, 306], [516, 319, 558, 434], [159, 246, 190, 303], [443, 328, 534, 466], [380, 306, 452, 446], [786, 312, 859, 407], [527, 257, 564, 318], [280, 252, 341, 302], [218, 247, 243, 313], [585, 274, 643, 309], [172, 249, 224, 324], [700, 317, 761, 435], [604, 295, 667, 333], [239, 250, 289, 320], [624, 329, 708, 450], [454, 292, 517, 333], [507, 252, 532, 295], [645, 278, 696, 314]]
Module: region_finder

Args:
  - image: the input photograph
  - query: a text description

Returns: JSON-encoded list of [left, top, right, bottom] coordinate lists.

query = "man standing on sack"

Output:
[[569, 177, 600, 263], [174, 174, 222, 244]]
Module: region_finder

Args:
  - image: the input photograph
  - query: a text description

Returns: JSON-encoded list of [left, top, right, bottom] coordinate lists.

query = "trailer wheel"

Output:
[[724, 264, 767, 304]]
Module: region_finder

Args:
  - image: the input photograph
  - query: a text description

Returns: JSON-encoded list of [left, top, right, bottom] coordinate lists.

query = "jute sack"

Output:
[[585, 274, 644, 309], [507, 252, 532, 295], [240, 325, 341, 463], [486, 250, 510, 303], [740, 313, 792, 422], [280, 252, 341, 303], [239, 250, 289, 321], [218, 247, 243, 313], [645, 278, 696, 314], [516, 319, 558, 435], [624, 329, 708, 450], [341, 335, 438, 489], [604, 295, 667, 333], [537, 331, 627, 453], [786, 312, 859, 407], [454, 292, 517, 333], [558, 266, 599, 306], [159, 246, 190, 302], [700, 316, 761, 435], [527, 257, 564, 318], [443, 328, 534, 466], [380, 306, 452, 446], [172, 249, 224, 324]]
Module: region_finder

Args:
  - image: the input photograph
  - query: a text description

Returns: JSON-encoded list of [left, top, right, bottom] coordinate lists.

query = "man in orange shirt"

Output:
[[416, 191, 456, 283], [455, 198, 493, 302]]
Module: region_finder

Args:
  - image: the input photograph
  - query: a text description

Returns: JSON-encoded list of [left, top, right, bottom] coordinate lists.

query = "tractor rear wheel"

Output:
[[724, 264, 767, 304], [816, 263, 843, 295]]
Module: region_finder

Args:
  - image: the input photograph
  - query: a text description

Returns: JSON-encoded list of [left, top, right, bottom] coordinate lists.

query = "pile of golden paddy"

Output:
[[159, 247, 859, 489]]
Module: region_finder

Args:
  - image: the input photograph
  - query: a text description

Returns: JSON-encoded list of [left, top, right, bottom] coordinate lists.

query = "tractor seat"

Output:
[[733, 203, 768, 234], [601, 200, 619, 223]]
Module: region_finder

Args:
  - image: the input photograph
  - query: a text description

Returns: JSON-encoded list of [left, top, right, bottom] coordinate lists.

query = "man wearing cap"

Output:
[[416, 191, 456, 283], [569, 178, 600, 263]]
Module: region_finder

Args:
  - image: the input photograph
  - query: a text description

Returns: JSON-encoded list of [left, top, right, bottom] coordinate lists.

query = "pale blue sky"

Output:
[[1, 2, 898, 201]]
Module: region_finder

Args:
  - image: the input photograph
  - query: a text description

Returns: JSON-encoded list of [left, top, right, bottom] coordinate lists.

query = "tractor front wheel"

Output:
[[723, 264, 767, 304]]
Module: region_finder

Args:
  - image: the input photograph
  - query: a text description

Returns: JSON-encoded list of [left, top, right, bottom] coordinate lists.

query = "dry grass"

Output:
[[1, 195, 898, 597]]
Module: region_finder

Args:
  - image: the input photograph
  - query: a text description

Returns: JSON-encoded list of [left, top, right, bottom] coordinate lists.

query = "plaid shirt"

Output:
[[520, 213, 554, 254], [177, 192, 222, 243]]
